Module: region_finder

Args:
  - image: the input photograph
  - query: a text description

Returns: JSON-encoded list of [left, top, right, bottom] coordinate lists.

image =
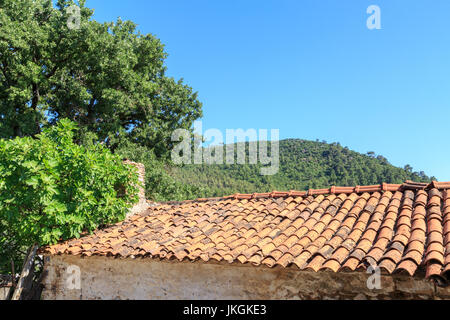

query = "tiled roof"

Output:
[[44, 182, 450, 285]]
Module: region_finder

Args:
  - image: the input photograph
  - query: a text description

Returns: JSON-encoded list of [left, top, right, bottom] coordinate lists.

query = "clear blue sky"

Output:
[[86, 0, 450, 181]]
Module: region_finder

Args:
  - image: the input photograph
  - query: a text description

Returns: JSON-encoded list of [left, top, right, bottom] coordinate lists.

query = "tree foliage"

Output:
[[115, 140, 209, 202], [0, 0, 202, 158], [0, 119, 139, 273], [171, 139, 434, 198]]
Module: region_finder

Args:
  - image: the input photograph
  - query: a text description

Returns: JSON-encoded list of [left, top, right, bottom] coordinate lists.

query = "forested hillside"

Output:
[[168, 139, 434, 199]]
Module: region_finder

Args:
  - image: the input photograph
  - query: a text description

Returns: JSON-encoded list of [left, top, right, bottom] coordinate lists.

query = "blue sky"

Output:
[[86, 0, 450, 181]]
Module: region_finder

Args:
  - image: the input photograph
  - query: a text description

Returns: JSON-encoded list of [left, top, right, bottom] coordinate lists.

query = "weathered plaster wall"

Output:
[[41, 255, 450, 300], [0, 287, 11, 300], [0, 275, 12, 300]]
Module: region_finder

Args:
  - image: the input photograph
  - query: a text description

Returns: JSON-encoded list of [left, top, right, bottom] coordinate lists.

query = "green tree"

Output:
[[0, 0, 202, 158], [0, 119, 139, 273], [404, 164, 413, 174]]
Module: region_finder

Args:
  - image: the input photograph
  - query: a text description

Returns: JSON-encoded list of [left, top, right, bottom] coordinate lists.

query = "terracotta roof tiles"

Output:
[[43, 181, 450, 286]]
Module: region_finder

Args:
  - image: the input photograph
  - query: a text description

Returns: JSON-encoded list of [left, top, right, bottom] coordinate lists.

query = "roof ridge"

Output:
[[151, 181, 448, 205]]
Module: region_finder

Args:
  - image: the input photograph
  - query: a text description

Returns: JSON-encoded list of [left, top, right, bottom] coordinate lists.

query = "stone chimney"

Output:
[[123, 160, 149, 218]]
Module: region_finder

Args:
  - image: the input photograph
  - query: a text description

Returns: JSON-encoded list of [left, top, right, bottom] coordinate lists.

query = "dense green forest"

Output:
[[167, 139, 434, 199]]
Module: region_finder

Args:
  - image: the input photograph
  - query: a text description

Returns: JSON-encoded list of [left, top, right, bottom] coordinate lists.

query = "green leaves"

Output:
[[0, 0, 202, 160], [0, 119, 139, 273], [25, 176, 39, 187]]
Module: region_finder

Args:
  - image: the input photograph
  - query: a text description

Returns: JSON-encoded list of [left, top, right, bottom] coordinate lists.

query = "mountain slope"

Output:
[[168, 139, 434, 198]]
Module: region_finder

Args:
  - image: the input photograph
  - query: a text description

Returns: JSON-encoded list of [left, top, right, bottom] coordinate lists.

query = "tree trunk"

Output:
[[11, 244, 38, 300]]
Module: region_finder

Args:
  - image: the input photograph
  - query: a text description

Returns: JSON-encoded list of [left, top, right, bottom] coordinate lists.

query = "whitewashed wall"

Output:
[[41, 255, 449, 300]]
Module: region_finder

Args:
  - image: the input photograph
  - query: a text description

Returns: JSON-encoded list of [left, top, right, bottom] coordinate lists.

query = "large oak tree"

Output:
[[0, 0, 202, 158]]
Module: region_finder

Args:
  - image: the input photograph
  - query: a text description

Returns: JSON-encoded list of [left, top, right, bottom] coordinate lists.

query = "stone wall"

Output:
[[0, 275, 12, 300], [41, 255, 450, 300], [123, 160, 148, 218]]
